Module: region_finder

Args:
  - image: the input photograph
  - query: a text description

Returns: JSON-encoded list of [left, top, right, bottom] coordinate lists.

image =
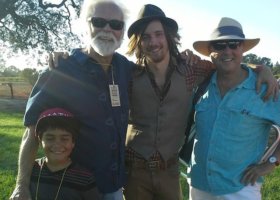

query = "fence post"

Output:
[[7, 83, 14, 99]]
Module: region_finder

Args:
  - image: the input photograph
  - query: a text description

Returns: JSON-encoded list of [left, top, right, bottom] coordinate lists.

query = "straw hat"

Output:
[[193, 17, 260, 56]]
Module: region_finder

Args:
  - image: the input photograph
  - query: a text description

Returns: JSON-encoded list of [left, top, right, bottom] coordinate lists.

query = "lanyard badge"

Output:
[[109, 65, 121, 107], [109, 84, 121, 107]]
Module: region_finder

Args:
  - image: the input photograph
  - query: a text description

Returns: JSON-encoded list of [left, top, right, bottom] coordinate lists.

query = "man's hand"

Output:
[[241, 162, 274, 186], [255, 65, 279, 101], [48, 52, 69, 69], [9, 184, 32, 200], [180, 49, 201, 66]]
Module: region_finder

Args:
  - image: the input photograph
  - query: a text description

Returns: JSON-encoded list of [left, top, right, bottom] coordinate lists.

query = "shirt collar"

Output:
[[70, 48, 120, 67], [211, 64, 255, 90]]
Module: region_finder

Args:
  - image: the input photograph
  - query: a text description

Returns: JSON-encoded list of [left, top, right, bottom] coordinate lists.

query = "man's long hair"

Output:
[[127, 21, 182, 66]]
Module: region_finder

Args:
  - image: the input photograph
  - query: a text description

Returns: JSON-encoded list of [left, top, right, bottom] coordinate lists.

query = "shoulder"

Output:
[[113, 52, 129, 62], [113, 52, 136, 70], [245, 67, 264, 91], [34, 157, 44, 165], [66, 163, 96, 187], [31, 158, 44, 177], [131, 64, 146, 78], [52, 48, 86, 71]]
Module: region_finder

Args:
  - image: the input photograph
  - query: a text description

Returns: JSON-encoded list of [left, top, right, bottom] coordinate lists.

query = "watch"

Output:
[[269, 156, 280, 166]]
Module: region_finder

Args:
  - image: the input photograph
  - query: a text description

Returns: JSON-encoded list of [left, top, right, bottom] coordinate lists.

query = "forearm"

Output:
[[194, 59, 215, 85], [246, 63, 266, 72], [247, 64, 279, 101], [16, 126, 38, 186]]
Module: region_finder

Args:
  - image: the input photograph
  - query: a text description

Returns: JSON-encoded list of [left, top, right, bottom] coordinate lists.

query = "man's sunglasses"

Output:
[[88, 17, 124, 31], [211, 41, 242, 51]]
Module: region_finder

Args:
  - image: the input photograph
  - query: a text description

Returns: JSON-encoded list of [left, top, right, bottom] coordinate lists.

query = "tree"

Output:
[[243, 53, 273, 68], [2, 65, 20, 76], [20, 68, 39, 85], [0, 0, 83, 52], [0, 54, 5, 75], [272, 65, 280, 76]]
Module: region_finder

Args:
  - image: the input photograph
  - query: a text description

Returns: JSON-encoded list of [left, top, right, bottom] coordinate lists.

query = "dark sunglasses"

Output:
[[88, 17, 124, 31], [211, 41, 242, 51]]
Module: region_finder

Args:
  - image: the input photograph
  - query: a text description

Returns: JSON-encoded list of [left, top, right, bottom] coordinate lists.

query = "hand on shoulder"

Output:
[[48, 52, 69, 69]]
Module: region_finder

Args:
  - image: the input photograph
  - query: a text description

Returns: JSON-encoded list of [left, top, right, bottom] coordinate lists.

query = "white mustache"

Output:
[[94, 31, 117, 42], [90, 31, 122, 56]]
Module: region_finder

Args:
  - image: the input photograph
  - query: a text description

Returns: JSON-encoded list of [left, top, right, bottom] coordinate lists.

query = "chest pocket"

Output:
[[226, 97, 266, 127], [194, 93, 217, 126]]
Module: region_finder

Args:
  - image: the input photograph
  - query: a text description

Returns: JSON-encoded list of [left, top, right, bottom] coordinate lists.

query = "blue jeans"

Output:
[[103, 188, 123, 200]]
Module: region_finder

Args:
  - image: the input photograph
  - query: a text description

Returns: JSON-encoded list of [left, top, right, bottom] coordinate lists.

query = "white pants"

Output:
[[103, 188, 124, 200], [189, 183, 262, 200]]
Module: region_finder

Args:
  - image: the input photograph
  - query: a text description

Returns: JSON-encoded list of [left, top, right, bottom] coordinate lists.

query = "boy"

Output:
[[29, 107, 102, 200]]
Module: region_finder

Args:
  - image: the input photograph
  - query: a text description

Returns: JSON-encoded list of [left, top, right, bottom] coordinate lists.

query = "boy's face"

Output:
[[40, 128, 75, 165]]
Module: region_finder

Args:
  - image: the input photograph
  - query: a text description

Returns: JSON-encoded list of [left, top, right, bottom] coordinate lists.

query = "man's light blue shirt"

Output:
[[190, 66, 280, 195]]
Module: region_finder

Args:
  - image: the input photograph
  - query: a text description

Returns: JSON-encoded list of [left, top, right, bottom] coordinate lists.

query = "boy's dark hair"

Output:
[[37, 117, 80, 140], [35, 108, 80, 140]]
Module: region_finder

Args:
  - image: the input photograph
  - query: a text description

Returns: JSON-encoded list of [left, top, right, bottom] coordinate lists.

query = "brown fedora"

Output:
[[127, 4, 178, 38]]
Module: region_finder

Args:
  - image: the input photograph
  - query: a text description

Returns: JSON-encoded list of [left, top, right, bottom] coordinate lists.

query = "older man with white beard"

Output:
[[91, 31, 123, 57], [10, 0, 135, 200]]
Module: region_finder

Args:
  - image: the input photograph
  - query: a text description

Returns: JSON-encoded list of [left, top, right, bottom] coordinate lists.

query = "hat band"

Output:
[[211, 26, 245, 39]]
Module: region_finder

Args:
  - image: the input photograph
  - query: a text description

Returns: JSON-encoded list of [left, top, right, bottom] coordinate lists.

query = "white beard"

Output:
[[90, 31, 123, 56]]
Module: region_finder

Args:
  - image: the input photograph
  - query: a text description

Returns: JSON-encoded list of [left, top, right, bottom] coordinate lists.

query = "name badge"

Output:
[[109, 84, 121, 107]]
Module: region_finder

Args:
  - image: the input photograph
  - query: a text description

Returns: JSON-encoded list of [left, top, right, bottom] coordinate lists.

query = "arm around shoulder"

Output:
[[9, 126, 39, 200], [250, 64, 279, 101]]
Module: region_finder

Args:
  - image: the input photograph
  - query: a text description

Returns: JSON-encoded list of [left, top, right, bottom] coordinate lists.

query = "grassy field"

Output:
[[0, 112, 26, 199], [1, 111, 280, 199]]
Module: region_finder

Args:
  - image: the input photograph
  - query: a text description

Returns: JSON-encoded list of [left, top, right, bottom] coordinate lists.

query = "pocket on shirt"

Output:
[[195, 100, 216, 126]]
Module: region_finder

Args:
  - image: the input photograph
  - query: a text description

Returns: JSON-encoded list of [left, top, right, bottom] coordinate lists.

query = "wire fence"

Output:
[[0, 81, 32, 99]]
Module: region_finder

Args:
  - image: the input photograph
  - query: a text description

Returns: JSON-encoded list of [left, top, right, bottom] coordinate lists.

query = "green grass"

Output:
[[1, 111, 280, 199], [0, 112, 25, 200]]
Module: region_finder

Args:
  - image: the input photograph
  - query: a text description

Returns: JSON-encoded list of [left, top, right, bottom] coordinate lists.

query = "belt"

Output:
[[126, 154, 178, 170]]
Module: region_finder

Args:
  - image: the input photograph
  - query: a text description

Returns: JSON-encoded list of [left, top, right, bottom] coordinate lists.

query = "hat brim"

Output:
[[127, 16, 178, 38], [35, 116, 80, 138], [193, 37, 260, 56]]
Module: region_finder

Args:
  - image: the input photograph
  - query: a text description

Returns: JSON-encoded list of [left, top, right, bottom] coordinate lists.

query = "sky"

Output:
[[117, 0, 280, 63], [6, 0, 280, 69]]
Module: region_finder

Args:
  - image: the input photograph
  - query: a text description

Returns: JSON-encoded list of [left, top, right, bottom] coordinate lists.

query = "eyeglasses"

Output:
[[211, 41, 242, 51], [88, 17, 124, 31]]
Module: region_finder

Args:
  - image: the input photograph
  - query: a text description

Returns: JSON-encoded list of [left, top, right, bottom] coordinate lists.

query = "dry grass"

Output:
[[0, 82, 32, 99]]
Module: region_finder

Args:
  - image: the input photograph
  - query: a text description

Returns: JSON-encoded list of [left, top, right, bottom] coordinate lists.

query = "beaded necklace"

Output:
[[35, 158, 69, 200]]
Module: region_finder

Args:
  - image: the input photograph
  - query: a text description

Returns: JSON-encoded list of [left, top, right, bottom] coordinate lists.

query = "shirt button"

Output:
[[98, 93, 106, 101], [120, 114, 126, 122], [111, 163, 118, 171], [105, 118, 114, 126], [110, 142, 117, 149]]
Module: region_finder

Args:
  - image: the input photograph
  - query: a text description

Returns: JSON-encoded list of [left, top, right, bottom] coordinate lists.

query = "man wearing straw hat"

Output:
[[189, 17, 280, 200]]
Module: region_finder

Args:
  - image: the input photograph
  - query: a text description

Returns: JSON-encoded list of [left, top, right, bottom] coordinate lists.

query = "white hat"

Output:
[[193, 17, 260, 56]]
